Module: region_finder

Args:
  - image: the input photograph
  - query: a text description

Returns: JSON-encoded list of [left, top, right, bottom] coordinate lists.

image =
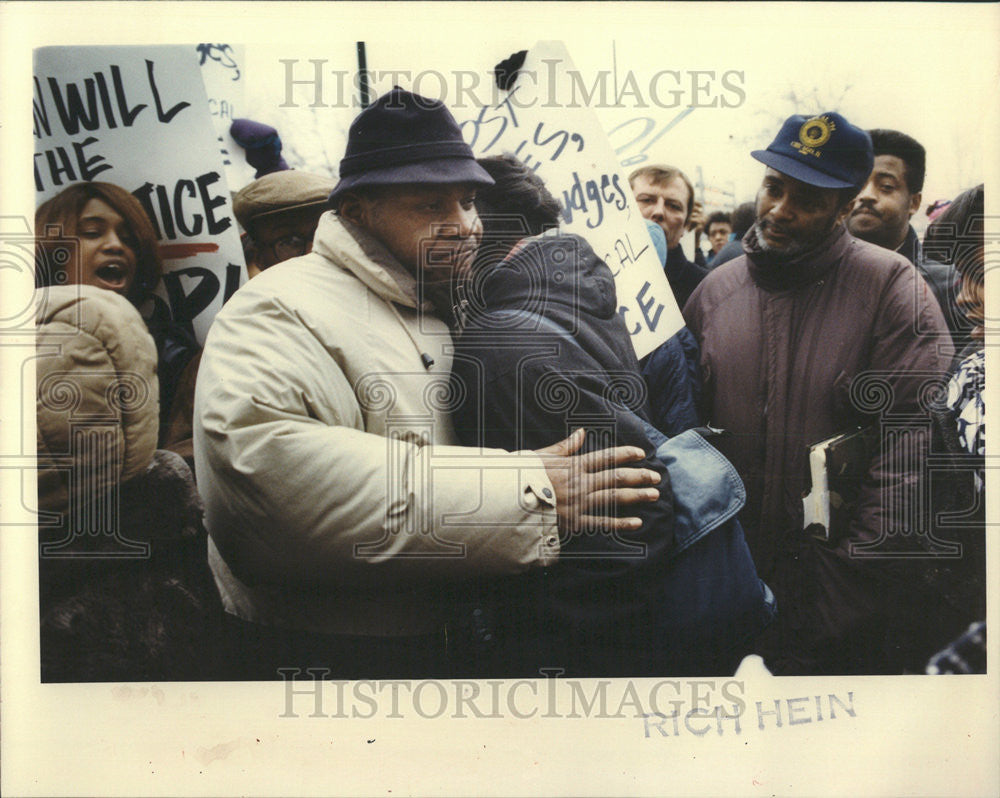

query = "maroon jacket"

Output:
[[684, 223, 952, 670]]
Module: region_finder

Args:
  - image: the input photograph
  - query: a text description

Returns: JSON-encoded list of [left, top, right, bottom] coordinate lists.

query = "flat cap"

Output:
[[232, 170, 337, 233]]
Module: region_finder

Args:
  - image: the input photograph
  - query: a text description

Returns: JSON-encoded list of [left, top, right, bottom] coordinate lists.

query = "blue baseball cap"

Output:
[[751, 112, 873, 190]]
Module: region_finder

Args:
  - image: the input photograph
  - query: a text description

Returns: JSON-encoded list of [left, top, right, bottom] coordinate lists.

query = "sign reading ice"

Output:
[[33, 45, 247, 344]]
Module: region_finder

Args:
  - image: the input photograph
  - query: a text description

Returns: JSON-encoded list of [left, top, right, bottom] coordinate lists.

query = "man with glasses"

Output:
[[232, 170, 337, 277], [160, 170, 338, 464]]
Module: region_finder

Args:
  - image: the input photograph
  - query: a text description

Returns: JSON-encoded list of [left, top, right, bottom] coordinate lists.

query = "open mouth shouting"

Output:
[[74, 198, 141, 298], [92, 260, 134, 294]]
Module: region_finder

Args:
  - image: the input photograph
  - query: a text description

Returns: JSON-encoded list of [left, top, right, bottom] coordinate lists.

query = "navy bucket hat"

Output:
[[751, 112, 874, 190], [329, 86, 494, 203]]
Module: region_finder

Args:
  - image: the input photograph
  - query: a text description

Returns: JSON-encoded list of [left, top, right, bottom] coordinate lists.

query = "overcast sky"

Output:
[[243, 3, 996, 234]]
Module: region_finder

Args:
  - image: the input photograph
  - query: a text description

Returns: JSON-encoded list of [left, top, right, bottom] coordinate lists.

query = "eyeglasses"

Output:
[[263, 234, 311, 262]]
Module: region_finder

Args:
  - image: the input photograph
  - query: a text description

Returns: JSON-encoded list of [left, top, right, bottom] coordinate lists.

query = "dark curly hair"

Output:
[[472, 154, 562, 273], [705, 211, 732, 234], [868, 129, 926, 195]]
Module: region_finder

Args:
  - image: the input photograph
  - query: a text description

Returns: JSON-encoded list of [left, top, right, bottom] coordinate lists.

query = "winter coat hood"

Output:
[[463, 232, 618, 326], [311, 211, 429, 311]]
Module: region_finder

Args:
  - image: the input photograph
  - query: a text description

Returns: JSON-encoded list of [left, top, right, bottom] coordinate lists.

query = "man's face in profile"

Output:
[[346, 182, 484, 313]]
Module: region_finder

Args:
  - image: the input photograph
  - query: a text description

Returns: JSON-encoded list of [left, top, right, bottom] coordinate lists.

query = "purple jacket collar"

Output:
[[744, 222, 850, 291]]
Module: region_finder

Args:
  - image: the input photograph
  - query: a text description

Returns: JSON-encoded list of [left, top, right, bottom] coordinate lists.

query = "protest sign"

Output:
[[196, 42, 257, 192], [4, 10, 997, 798], [33, 45, 246, 344], [455, 41, 681, 358]]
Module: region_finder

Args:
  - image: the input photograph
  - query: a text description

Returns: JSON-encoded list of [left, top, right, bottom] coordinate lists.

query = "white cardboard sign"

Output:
[[196, 42, 257, 193], [33, 45, 247, 344], [456, 41, 681, 358]]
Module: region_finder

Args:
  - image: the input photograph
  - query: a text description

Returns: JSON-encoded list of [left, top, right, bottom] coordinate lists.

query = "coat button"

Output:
[[542, 487, 553, 498]]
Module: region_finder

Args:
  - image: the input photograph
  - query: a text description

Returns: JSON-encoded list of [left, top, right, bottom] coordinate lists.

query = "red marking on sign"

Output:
[[159, 242, 219, 259]]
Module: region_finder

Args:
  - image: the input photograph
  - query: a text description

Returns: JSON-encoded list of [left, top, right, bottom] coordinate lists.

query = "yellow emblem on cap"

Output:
[[798, 116, 835, 149]]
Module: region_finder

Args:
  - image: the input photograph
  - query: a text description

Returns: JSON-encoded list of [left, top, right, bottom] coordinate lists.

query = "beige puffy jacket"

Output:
[[36, 285, 159, 515], [194, 213, 560, 636]]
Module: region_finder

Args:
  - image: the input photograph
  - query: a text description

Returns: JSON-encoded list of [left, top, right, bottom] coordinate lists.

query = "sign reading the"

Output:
[[33, 45, 247, 344]]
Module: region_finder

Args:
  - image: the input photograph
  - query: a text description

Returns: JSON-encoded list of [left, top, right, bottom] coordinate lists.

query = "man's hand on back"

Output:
[[535, 428, 661, 534]]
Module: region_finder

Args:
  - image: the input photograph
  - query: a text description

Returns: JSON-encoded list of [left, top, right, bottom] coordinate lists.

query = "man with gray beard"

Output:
[[683, 112, 952, 674]]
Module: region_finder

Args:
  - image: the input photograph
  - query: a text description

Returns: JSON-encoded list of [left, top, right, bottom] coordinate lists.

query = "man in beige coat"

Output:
[[194, 88, 660, 678]]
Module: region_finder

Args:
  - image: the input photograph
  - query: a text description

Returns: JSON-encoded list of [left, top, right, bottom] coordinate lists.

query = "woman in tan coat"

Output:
[[34, 183, 220, 681], [35, 181, 200, 456]]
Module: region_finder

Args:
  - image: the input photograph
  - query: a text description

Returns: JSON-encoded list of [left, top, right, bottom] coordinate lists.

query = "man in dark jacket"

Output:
[[684, 112, 953, 675], [629, 165, 708, 309], [846, 128, 971, 348], [703, 211, 732, 268], [708, 200, 756, 269]]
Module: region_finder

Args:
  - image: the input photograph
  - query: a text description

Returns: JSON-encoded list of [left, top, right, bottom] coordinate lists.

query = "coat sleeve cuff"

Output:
[[417, 445, 561, 571], [515, 455, 560, 565]]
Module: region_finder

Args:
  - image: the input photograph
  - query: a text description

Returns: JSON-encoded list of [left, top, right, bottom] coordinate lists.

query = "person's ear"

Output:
[[908, 191, 922, 219], [337, 193, 368, 227], [835, 198, 855, 225]]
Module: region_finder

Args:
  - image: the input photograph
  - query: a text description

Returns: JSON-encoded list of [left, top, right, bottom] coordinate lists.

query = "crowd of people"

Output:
[[34, 84, 986, 680]]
